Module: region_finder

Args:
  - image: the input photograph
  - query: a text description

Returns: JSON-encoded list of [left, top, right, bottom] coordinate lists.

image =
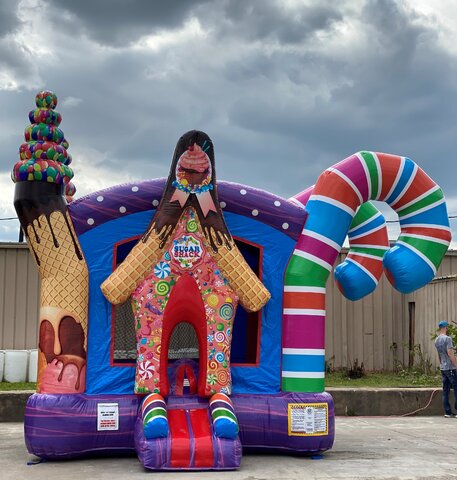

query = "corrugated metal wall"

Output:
[[325, 259, 407, 371], [0, 243, 455, 371], [326, 251, 457, 371], [404, 251, 457, 372], [0, 243, 39, 350]]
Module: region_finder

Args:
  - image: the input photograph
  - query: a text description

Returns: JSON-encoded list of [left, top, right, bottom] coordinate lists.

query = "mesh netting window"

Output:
[[169, 322, 199, 359], [111, 237, 262, 366], [113, 300, 136, 362]]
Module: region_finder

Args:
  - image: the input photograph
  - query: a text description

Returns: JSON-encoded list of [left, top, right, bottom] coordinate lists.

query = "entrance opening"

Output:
[[168, 323, 200, 395], [111, 235, 263, 367], [168, 322, 199, 360]]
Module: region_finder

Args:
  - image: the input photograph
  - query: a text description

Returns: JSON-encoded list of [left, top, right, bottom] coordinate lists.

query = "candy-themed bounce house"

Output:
[[12, 92, 451, 470]]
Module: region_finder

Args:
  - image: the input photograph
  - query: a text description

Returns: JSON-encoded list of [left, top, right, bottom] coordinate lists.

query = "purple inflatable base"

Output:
[[24, 391, 335, 467]]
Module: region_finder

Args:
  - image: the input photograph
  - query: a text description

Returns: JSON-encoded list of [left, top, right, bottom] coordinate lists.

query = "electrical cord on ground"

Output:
[[399, 388, 441, 417]]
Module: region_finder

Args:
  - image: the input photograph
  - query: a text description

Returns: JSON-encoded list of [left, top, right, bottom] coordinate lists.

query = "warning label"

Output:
[[97, 403, 119, 431], [288, 403, 328, 436]]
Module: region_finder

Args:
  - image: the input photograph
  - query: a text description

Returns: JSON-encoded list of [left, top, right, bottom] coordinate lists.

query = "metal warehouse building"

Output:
[[1, 242, 456, 372]]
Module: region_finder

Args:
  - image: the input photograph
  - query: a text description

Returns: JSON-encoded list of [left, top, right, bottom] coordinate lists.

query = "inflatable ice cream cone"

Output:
[[213, 242, 270, 312], [101, 227, 163, 305], [12, 91, 88, 394]]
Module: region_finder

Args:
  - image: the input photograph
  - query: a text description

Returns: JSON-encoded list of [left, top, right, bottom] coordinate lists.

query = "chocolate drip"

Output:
[[158, 224, 174, 249], [31, 222, 40, 244], [63, 213, 83, 260], [141, 130, 232, 254], [202, 225, 233, 252], [29, 241, 40, 266], [59, 315, 86, 359], [39, 319, 56, 364], [39, 314, 86, 391], [56, 355, 86, 391], [46, 214, 60, 248], [141, 228, 152, 243], [13, 182, 83, 261]]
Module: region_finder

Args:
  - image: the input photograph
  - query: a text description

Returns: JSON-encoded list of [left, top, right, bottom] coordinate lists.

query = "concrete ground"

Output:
[[1, 417, 457, 480]]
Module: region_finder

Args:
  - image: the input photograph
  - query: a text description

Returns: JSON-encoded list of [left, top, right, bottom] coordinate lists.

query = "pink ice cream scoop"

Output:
[[178, 144, 210, 173], [175, 143, 212, 191]]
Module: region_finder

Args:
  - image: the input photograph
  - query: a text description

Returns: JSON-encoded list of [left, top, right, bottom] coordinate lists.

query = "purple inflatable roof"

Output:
[[68, 179, 306, 241]]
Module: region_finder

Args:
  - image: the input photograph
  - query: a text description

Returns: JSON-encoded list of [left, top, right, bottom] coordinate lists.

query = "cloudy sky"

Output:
[[1, 0, 456, 245]]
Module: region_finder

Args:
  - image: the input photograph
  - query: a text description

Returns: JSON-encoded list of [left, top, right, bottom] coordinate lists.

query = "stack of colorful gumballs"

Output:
[[11, 91, 76, 201]]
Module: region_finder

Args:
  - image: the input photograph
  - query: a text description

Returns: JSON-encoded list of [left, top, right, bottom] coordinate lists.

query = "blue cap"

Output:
[[439, 321, 449, 328]]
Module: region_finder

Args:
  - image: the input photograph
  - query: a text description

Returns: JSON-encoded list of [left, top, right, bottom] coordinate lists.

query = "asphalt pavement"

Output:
[[1, 416, 457, 479]]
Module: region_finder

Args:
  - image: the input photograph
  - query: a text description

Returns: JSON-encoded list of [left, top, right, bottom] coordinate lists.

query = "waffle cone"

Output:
[[213, 242, 270, 312], [101, 229, 162, 304], [26, 210, 88, 340]]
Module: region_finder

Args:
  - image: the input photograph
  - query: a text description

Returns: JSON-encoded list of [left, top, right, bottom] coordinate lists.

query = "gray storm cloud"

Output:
[[0, 0, 456, 242]]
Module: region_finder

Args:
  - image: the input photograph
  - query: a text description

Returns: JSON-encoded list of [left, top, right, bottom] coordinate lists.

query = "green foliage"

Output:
[[325, 355, 335, 374], [0, 382, 36, 391], [326, 371, 441, 388], [345, 358, 365, 379], [390, 342, 434, 376], [325, 342, 439, 388]]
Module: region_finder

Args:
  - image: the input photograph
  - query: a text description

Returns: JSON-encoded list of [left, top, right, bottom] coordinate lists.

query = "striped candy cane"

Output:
[[282, 151, 451, 393], [142, 393, 169, 439], [209, 393, 239, 439], [291, 188, 389, 301]]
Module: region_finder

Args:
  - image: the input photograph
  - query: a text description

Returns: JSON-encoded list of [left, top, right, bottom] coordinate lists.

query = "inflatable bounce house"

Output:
[[12, 92, 451, 470]]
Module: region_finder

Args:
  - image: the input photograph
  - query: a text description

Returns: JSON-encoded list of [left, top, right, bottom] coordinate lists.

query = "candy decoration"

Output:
[[65, 182, 76, 198], [283, 151, 451, 394], [153, 261, 171, 279], [155, 280, 170, 296], [142, 393, 169, 439], [214, 331, 225, 343], [11, 91, 76, 199], [35, 90, 58, 109], [219, 303, 234, 320], [138, 360, 155, 380], [209, 393, 239, 439], [25, 123, 64, 143], [186, 219, 198, 233], [216, 369, 229, 385], [215, 351, 225, 362], [207, 294, 219, 307], [29, 108, 62, 126]]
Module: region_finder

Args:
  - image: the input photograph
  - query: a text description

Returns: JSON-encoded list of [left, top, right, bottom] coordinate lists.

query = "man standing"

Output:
[[435, 320, 457, 418]]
